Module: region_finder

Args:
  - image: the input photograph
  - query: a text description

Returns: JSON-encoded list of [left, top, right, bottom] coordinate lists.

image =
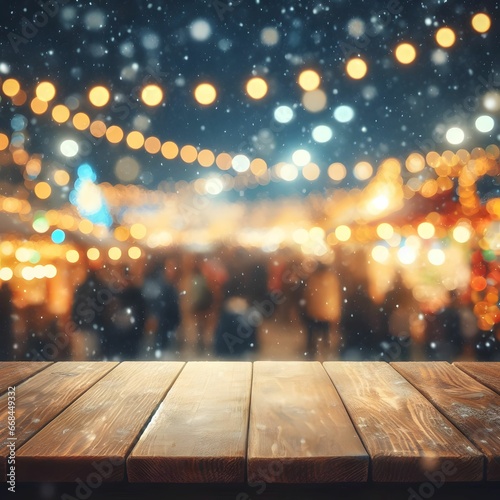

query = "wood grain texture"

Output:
[[0, 361, 117, 482], [392, 362, 500, 481], [454, 362, 500, 396], [16, 361, 184, 482], [0, 361, 52, 394], [128, 362, 252, 483], [323, 362, 484, 482], [247, 361, 368, 483]]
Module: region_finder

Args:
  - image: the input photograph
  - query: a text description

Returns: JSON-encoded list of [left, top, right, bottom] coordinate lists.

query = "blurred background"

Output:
[[0, 0, 499, 362]]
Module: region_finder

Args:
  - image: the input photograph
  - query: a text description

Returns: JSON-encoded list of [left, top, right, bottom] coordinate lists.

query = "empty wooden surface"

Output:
[[248, 361, 368, 483], [0, 361, 117, 481], [392, 362, 500, 481], [324, 362, 484, 482], [0, 361, 51, 394], [16, 361, 184, 482], [128, 362, 252, 483], [454, 362, 500, 395]]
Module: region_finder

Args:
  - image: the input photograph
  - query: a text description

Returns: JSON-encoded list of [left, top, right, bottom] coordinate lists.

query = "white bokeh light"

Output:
[[232, 154, 250, 172], [445, 127, 465, 145], [274, 105, 294, 124], [292, 149, 311, 167], [312, 125, 333, 143], [280, 163, 298, 181], [60, 139, 79, 158], [475, 115, 494, 133], [190, 19, 212, 41], [333, 105, 354, 123]]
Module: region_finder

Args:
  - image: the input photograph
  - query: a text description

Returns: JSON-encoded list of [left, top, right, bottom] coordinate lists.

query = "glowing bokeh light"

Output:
[[312, 125, 333, 143], [333, 105, 354, 123], [298, 69, 320, 91], [89, 85, 110, 107], [274, 105, 294, 124], [435, 27, 456, 48], [246, 77, 268, 99], [141, 84, 163, 106], [346, 58, 368, 79], [475, 115, 494, 133], [446, 127, 465, 145], [471, 13, 491, 33], [194, 83, 217, 105], [36, 81, 56, 102], [395, 43, 417, 64]]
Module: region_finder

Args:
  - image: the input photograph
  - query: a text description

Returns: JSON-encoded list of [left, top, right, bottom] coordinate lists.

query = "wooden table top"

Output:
[[0, 361, 498, 486]]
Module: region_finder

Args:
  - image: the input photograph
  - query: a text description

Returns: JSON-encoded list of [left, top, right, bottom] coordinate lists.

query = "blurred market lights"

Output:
[[297, 69, 320, 91], [60, 139, 79, 157], [435, 27, 456, 48], [471, 13, 491, 33], [394, 42, 417, 64], [141, 84, 163, 106], [246, 77, 268, 99], [311, 125, 333, 143], [35, 82, 56, 102], [194, 83, 217, 105], [274, 105, 294, 124], [475, 115, 494, 133], [346, 58, 368, 79], [88, 85, 110, 107], [446, 127, 465, 145]]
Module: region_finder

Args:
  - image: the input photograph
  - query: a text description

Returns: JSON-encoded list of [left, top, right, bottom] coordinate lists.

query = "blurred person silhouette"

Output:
[[425, 290, 464, 361], [378, 273, 415, 361], [98, 265, 146, 360], [189, 261, 214, 353], [142, 257, 181, 358], [299, 262, 341, 360], [213, 278, 259, 359], [72, 266, 108, 359], [338, 249, 380, 360], [0, 281, 14, 360]]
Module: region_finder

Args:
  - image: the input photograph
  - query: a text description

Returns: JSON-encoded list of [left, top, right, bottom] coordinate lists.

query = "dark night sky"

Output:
[[0, 0, 499, 198]]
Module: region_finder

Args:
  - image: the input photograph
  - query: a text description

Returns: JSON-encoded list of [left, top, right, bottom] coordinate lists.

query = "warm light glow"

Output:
[[128, 246, 142, 259], [130, 223, 147, 240], [246, 77, 268, 99], [395, 43, 417, 64], [34, 182, 52, 200], [60, 139, 79, 157], [353, 161, 373, 181], [335, 225, 351, 242], [328, 162, 347, 181], [302, 89, 327, 113], [87, 247, 100, 261], [89, 120, 107, 138], [126, 131, 145, 149], [406, 152, 426, 173], [144, 136, 161, 154], [0, 268, 14, 281], [302, 162, 320, 181], [54, 170, 70, 186], [161, 141, 179, 159], [298, 69, 320, 91], [108, 247, 122, 261], [471, 13, 491, 33], [194, 83, 217, 105], [51, 104, 70, 123], [346, 58, 368, 79], [417, 222, 435, 239], [89, 85, 110, 107], [216, 152, 233, 170], [435, 27, 456, 48], [66, 249, 80, 263], [428, 248, 445, 266], [453, 224, 472, 243], [73, 112, 90, 130], [141, 84, 163, 106], [198, 149, 215, 167], [30, 98, 49, 114], [250, 158, 267, 176], [397, 245, 417, 265], [106, 125, 124, 144], [371, 245, 390, 263], [377, 223, 394, 240], [0, 133, 8, 151], [180, 144, 198, 163], [36, 82, 56, 102], [2, 79, 21, 97]]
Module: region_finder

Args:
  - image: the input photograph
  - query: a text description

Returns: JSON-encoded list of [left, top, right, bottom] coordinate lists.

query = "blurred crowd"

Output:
[[0, 247, 498, 362]]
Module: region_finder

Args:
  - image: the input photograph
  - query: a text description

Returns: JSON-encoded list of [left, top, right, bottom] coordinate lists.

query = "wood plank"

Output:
[[323, 362, 484, 482], [0, 361, 117, 482], [247, 361, 368, 483], [16, 361, 184, 482], [0, 362, 52, 395], [127, 362, 252, 483], [454, 362, 500, 396], [392, 362, 500, 481]]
